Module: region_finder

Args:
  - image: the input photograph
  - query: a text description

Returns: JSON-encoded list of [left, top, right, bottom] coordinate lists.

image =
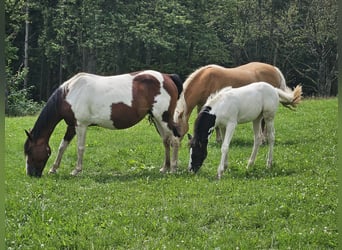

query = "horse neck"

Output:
[[182, 74, 207, 120], [32, 112, 61, 143], [31, 88, 64, 143], [194, 107, 216, 142]]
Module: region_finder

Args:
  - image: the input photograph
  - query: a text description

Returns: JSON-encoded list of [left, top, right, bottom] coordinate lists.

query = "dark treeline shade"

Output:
[[5, 0, 337, 102]]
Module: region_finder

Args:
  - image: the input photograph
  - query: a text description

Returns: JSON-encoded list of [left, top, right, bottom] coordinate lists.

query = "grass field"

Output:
[[5, 98, 337, 249]]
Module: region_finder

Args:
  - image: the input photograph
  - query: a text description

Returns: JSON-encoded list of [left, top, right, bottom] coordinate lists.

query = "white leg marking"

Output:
[[150, 116, 173, 174], [71, 125, 87, 176], [247, 117, 263, 168], [170, 136, 179, 172], [49, 139, 70, 174], [265, 118, 275, 168], [217, 122, 236, 179]]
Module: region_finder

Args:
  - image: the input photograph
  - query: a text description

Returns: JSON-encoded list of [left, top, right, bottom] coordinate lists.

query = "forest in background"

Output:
[[5, 0, 337, 115]]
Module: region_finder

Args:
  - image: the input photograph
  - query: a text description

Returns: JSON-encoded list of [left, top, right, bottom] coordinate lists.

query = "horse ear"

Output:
[[25, 129, 33, 141], [187, 133, 192, 141]]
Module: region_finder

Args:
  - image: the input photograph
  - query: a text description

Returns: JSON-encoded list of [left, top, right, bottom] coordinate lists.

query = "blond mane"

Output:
[[183, 64, 224, 90], [175, 64, 225, 118]]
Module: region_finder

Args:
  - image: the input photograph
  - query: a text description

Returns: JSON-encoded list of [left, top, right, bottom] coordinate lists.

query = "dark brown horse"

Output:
[[24, 70, 182, 177], [164, 62, 296, 173]]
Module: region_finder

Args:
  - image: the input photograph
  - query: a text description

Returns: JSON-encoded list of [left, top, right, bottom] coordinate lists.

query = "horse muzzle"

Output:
[[188, 164, 201, 173], [26, 165, 43, 178]]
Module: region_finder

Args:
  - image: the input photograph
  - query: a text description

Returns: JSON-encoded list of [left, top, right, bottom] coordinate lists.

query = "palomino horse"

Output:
[[24, 71, 182, 177], [188, 82, 302, 179], [166, 62, 292, 173]]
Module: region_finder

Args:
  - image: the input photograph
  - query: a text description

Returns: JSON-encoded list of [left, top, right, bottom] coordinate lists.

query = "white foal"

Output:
[[188, 81, 302, 179]]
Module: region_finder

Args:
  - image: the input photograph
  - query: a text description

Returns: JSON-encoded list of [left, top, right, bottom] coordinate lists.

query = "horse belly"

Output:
[[235, 92, 264, 123], [237, 105, 263, 124]]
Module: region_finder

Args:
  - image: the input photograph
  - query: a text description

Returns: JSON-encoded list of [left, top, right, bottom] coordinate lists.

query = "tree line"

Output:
[[5, 0, 337, 115]]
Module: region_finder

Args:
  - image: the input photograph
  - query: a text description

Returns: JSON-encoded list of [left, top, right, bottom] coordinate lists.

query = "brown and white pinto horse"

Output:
[[24, 71, 182, 177], [166, 62, 297, 173]]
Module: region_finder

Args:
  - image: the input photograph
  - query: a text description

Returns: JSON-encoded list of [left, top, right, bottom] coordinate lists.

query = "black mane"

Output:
[[170, 74, 183, 99], [193, 106, 216, 142], [30, 87, 65, 140]]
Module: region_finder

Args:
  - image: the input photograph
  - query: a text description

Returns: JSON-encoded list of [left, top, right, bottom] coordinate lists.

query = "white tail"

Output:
[[277, 85, 302, 109]]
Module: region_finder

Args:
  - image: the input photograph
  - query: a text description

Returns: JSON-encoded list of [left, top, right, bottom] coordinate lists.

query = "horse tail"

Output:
[[170, 74, 183, 99], [274, 66, 290, 92], [276, 85, 302, 110]]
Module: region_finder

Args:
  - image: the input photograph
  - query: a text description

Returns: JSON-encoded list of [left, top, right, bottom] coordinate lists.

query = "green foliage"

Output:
[[5, 99, 337, 248], [6, 68, 43, 116], [5, 0, 338, 104]]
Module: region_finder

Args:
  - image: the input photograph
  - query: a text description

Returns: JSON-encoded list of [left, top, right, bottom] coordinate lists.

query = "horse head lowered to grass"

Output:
[[24, 71, 183, 177], [188, 81, 302, 179]]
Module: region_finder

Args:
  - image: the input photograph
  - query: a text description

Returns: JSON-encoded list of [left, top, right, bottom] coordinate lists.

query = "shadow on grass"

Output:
[[224, 163, 298, 180], [45, 160, 299, 183], [208, 138, 254, 149], [209, 137, 302, 149], [47, 166, 193, 184], [189, 162, 299, 182]]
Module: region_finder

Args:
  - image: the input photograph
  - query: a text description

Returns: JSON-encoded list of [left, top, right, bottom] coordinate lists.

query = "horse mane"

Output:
[[193, 106, 216, 142], [183, 64, 223, 90], [170, 74, 183, 99], [206, 86, 233, 105], [30, 86, 65, 140], [176, 64, 223, 116]]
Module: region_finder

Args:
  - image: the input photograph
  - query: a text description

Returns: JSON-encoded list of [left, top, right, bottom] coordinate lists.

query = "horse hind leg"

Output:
[[247, 117, 263, 168], [264, 117, 275, 168], [215, 127, 222, 143], [261, 118, 267, 143], [49, 125, 76, 174]]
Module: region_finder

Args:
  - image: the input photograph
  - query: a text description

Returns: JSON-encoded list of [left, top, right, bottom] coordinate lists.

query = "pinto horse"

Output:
[[188, 82, 302, 179], [24, 71, 183, 177], [165, 62, 292, 173]]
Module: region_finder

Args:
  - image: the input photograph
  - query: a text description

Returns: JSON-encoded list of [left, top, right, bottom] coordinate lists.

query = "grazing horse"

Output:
[[166, 62, 292, 173], [188, 82, 302, 179], [24, 71, 183, 177]]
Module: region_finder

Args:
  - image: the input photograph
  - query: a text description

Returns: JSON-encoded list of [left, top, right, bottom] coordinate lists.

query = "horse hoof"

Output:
[[170, 168, 178, 174], [159, 167, 168, 174], [70, 169, 81, 176], [216, 174, 221, 180], [48, 169, 57, 174]]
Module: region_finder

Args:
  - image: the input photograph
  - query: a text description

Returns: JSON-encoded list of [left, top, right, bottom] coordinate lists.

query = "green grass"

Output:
[[5, 98, 337, 249]]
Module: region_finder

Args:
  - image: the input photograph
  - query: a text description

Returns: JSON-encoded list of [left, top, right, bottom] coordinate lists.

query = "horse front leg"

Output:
[[71, 125, 87, 176], [247, 117, 263, 168], [49, 125, 76, 174], [170, 136, 180, 172], [160, 136, 171, 173], [217, 122, 236, 179]]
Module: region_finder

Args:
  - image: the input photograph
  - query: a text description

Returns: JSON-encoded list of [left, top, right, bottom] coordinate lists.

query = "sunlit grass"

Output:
[[5, 98, 337, 249]]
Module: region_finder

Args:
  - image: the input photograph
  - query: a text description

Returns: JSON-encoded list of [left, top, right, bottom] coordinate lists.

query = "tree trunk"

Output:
[[59, 52, 63, 85], [24, 3, 29, 89]]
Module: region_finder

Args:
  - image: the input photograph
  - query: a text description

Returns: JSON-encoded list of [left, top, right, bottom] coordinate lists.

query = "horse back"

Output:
[[63, 71, 178, 130], [209, 82, 279, 124], [198, 63, 282, 104]]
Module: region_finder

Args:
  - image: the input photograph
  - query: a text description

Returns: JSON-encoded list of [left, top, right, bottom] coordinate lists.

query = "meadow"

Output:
[[5, 98, 337, 249]]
